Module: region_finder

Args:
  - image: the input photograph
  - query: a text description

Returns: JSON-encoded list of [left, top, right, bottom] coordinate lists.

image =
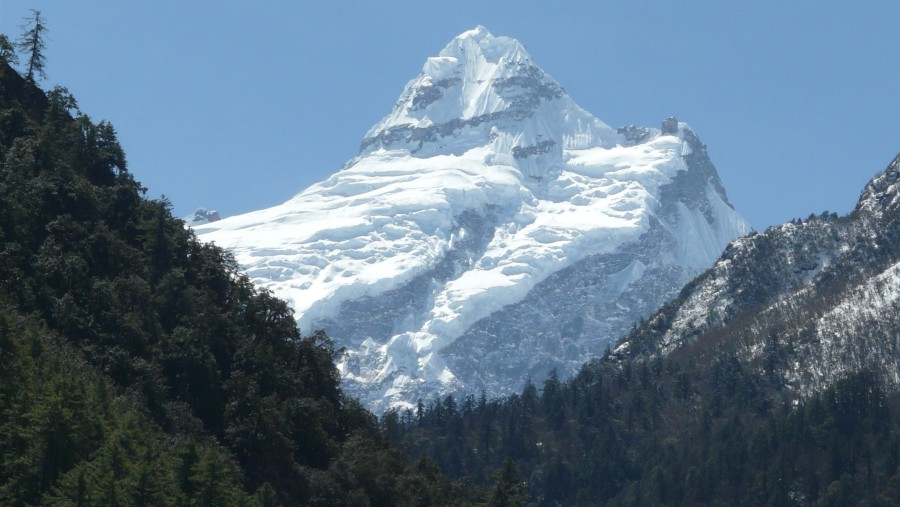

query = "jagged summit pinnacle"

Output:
[[359, 27, 616, 167], [195, 28, 751, 411], [440, 25, 533, 66], [454, 25, 492, 40]]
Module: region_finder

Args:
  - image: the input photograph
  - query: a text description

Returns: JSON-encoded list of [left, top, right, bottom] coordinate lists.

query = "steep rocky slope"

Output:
[[615, 153, 900, 394]]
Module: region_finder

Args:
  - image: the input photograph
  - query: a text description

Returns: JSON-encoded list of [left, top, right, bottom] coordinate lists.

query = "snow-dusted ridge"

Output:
[[183, 208, 221, 227], [611, 153, 900, 400], [195, 27, 751, 410]]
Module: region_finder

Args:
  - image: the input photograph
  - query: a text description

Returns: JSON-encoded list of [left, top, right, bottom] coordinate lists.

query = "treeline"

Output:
[[392, 353, 900, 505], [0, 31, 474, 506]]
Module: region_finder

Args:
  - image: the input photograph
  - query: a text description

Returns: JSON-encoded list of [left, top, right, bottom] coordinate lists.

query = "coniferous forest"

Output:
[[2, 14, 899, 507], [0, 19, 473, 506], [389, 357, 899, 506]]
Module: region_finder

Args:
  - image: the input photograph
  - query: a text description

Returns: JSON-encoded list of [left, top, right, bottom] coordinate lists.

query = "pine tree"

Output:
[[0, 34, 18, 65], [190, 450, 238, 507], [485, 458, 523, 507], [17, 10, 48, 82]]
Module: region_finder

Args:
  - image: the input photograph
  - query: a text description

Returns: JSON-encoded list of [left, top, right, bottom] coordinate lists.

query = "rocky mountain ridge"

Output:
[[614, 153, 900, 396]]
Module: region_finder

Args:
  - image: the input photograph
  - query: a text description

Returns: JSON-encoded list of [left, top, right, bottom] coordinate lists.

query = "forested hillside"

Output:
[[0, 50, 471, 506], [393, 348, 899, 505]]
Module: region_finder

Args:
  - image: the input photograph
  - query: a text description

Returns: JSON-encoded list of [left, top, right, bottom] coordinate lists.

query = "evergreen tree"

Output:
[[485, 458, 523, 507], [17, 10, 48, 82], [0, 35, 17, 65]]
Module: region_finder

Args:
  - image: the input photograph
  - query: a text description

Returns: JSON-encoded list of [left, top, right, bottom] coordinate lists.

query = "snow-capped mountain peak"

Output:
[[371, 25, 538, 129], [195, 28, 750, 410], [360, 26, 616, 182]]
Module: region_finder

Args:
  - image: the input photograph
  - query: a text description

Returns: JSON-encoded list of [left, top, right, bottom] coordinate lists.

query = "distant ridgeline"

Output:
[[0, 48, 474, 506]]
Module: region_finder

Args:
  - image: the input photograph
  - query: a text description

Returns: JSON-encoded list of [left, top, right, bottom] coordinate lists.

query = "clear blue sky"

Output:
[[1, 1, 897, 230]]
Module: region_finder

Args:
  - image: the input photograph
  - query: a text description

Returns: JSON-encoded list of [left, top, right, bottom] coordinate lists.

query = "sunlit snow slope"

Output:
[[195, 27, 751, 410]]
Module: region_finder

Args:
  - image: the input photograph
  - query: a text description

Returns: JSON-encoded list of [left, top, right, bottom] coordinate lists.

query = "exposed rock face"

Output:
[[614, 153, 900, 397], [194, 27, 751, 411], [661, 117, 679, 135], [617, 125, 652, 144], [184, 208, 221, 226]]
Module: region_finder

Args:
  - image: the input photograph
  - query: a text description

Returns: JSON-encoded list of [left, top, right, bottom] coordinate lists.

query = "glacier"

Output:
[[194, 26, 751, 410]]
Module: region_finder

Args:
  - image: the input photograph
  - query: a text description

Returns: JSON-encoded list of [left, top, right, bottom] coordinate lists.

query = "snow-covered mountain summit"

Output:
[[357, 25, 615, 171], [194, 27, 751, 410]]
